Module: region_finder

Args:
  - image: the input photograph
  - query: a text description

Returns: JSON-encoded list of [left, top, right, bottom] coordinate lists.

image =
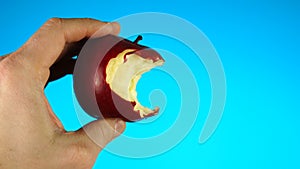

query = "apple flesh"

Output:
[[73, 35, 164, 121]]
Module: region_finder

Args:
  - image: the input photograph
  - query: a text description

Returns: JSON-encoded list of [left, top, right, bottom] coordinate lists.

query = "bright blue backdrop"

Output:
[[1, 0, 299, 168]]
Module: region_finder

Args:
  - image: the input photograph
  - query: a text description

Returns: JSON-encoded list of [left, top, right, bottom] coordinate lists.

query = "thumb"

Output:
[[79, 118, 126, 153]]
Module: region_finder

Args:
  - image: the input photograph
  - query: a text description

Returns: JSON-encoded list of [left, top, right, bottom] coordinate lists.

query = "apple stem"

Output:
[[133, 35, 143, 44]]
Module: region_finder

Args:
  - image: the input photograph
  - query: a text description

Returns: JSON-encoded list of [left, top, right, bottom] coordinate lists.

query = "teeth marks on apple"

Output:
[[106, 49, 160, 118], [123, 50, 136, 63]]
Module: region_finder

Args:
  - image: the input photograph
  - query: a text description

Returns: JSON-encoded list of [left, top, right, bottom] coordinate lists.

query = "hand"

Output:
[[0, 18, 126, 169]]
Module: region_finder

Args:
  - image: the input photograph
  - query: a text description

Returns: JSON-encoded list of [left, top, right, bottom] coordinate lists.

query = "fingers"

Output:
[[76, 118, 126, 156], [53, 118, 125, 167], [12, 18, 120, 83]]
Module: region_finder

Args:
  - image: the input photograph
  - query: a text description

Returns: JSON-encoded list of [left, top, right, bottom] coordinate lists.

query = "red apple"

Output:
[[73, 35, 164, 121]]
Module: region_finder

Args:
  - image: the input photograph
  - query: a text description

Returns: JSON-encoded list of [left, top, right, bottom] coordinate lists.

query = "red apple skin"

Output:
[[73, 34, 164, 121]]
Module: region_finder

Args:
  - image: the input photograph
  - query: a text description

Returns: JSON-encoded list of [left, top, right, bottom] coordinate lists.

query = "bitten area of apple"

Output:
[[106, 48, 164, 118]]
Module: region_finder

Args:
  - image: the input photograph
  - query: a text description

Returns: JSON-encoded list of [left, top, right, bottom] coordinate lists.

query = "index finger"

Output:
[[15, 18, 120, 71]]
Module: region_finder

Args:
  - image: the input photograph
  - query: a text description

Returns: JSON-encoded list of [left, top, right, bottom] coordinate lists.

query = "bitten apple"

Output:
[[73, 35, 164, 121]]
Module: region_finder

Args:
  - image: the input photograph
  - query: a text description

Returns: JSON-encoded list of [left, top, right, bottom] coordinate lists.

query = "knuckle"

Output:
[[45, 17, 63, 28], [0, 54, 39, 90], [81, 17, 96, 22], [0, 54, 20, 77], [84, 17, 94, 21], [48, 17, 63, 24]]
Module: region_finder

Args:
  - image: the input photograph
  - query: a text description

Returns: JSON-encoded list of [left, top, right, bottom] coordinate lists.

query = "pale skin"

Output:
[[0, 18, 126, 169]]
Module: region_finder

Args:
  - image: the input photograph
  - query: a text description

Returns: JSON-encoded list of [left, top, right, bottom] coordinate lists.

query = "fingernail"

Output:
[[114, 119, 125, 135]]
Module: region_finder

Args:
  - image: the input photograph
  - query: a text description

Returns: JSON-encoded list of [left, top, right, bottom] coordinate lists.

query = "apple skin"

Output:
[[73, 34, 164, 121]]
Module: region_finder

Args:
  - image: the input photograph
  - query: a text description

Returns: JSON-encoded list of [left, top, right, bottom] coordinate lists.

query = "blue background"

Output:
[[1, 0, 299, 168]]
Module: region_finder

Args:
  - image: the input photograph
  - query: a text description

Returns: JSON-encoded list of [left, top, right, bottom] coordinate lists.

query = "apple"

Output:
[[73, 35, 164, 121]]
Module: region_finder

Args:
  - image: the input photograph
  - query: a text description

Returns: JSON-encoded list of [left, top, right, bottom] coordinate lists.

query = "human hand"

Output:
[[0, 18, 126, 169]]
